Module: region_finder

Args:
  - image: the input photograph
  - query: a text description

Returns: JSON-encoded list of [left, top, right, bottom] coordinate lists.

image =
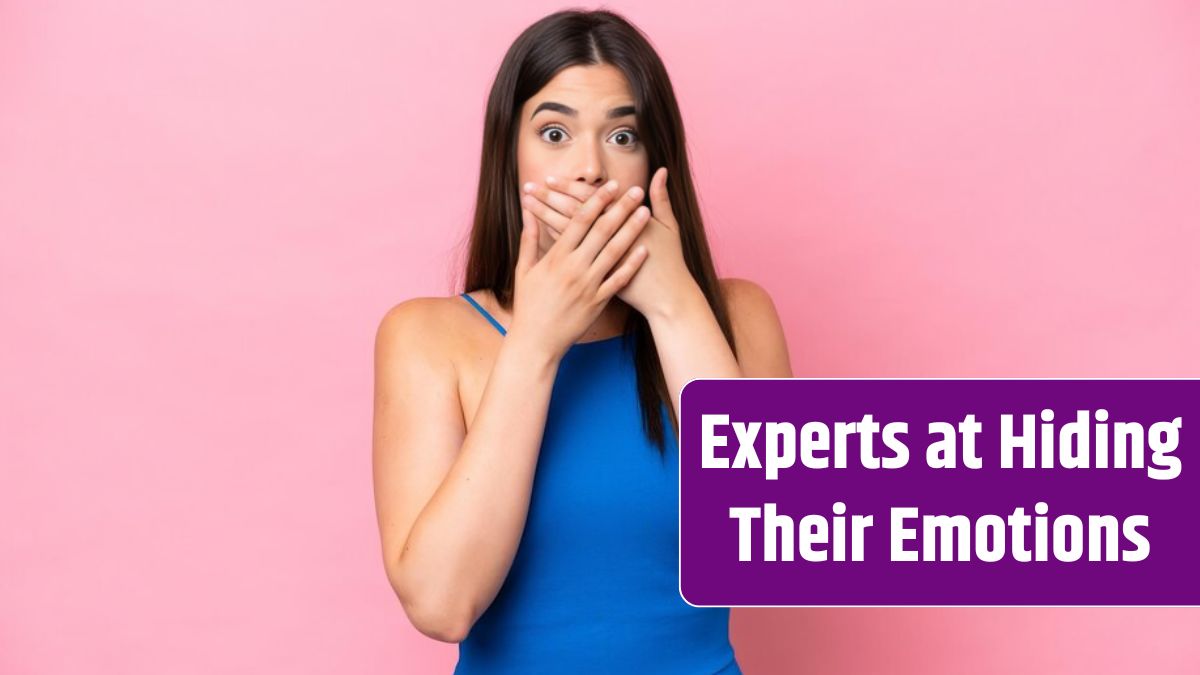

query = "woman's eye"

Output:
[[537, 125, 639, 147], [539, 126, 567, 143], [611, 129, 639, 146]]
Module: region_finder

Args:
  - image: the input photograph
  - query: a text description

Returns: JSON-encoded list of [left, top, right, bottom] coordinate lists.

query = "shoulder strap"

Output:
[[459, 292, 507, 336]]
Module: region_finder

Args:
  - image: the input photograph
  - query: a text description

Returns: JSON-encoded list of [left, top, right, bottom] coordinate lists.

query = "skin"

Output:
[[372, 63, 793, 644]]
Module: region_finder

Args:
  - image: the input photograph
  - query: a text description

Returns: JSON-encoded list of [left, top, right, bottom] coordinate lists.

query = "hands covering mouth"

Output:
[[525, 178, 645, 242]]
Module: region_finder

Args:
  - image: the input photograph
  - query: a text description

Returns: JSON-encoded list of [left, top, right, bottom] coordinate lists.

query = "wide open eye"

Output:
[[538, 125, 568, 144], [610, 128, 639, 147], [537, 124, 640, 148]]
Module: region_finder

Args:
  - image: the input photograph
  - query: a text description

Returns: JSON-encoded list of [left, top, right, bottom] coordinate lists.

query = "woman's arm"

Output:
[[375, 184, 650, 642], [646, 277, 793, 421], [372, 298, 561, 643]]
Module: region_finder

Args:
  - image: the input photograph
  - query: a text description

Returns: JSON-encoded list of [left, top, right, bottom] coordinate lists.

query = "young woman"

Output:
[[373, 9, 791, 674]]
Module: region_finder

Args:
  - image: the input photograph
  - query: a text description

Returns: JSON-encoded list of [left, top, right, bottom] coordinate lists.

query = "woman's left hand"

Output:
[[520, 167, 697, 318]]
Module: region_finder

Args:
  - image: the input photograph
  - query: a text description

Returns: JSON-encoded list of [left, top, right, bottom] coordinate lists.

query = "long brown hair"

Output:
[[459, 8, 736, 456]]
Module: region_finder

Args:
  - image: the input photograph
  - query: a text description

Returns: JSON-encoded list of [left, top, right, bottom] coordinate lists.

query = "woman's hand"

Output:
[[519, 168, 697, 320], [508, 179, 652, 359]]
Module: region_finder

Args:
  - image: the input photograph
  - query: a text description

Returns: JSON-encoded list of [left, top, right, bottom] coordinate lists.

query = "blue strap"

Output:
[[459, 292, 507, 336]]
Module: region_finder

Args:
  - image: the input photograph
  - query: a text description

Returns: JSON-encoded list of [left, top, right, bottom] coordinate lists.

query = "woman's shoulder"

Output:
[[717, 277, 780, 323], [716, 277, 792, 377], [374, 292, 501, 367]]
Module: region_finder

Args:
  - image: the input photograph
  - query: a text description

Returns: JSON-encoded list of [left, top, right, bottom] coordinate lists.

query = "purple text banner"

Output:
[[678, 379, 1198, 606]]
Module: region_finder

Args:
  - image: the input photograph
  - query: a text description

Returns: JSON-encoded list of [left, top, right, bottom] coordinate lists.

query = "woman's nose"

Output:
[[572, 140, 608, 189]]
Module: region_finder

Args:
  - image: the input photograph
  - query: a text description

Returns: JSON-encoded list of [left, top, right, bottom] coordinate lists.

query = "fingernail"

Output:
[[545, 175, 556, 184], [523, 182, 535, 193], [605, 179, 619, 193], [627, 186, 644, 201]]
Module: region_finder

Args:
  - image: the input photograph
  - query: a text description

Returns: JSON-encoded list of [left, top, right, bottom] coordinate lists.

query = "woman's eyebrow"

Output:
[[530, 101, 637, 120]]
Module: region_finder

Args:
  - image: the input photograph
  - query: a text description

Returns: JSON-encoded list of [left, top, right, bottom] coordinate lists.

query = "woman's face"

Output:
[[516, 64, 649, 252]]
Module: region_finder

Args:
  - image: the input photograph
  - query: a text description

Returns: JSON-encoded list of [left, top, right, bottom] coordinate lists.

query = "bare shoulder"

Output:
[[719, 277, 775, 312], [717, 277, 781, 337], [717, 277, 793, 377], [375, 296, 457, 367], [375, 294, 483, 373], [375, 292, 502, 373]]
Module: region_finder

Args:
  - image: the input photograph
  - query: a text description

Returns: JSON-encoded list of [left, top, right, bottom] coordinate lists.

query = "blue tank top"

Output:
[[453, 292, 742, 675]]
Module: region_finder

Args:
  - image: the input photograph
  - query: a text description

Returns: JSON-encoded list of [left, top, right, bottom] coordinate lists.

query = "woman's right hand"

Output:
[[509, 179, 652, 359]]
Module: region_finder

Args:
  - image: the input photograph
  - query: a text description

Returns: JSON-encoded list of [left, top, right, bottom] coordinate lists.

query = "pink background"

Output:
[[2, 1, 1197, 673]]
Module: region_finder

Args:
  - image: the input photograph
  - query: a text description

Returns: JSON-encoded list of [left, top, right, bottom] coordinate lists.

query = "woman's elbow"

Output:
[[410, 598, 470, 638], [390, 570, 474, 643], [402, 597, 473, 643]]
